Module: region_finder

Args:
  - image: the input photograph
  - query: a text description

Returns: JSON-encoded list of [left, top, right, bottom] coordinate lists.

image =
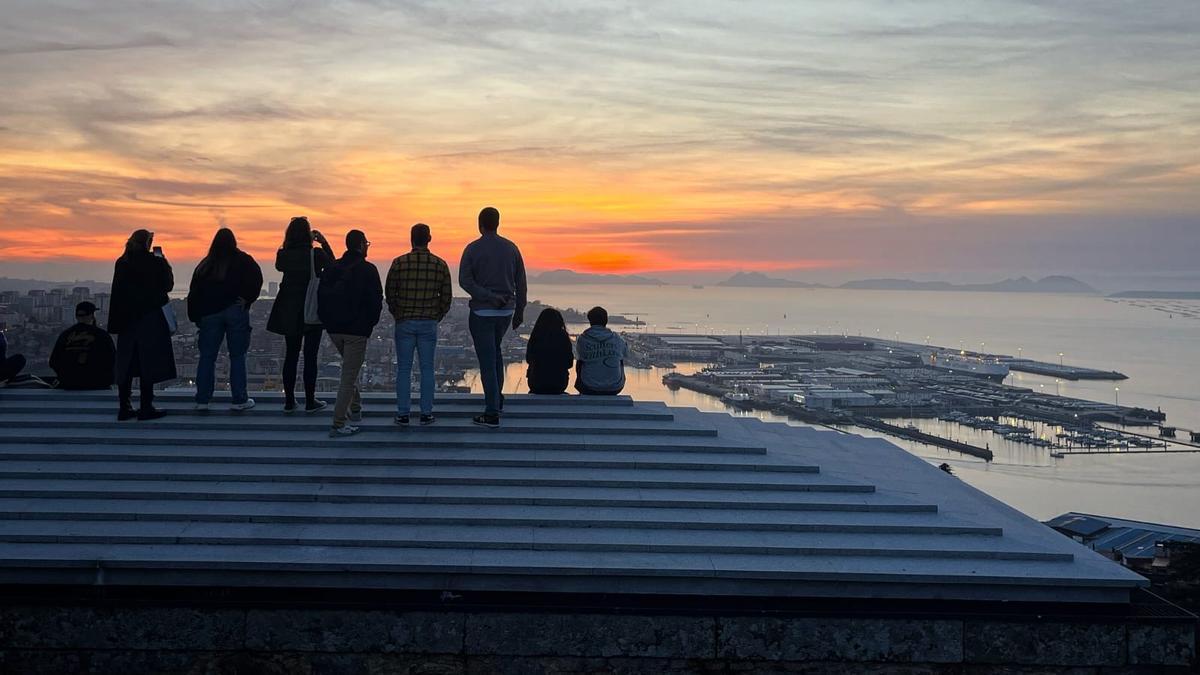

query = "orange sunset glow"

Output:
[[1, 2, 1198, 284]]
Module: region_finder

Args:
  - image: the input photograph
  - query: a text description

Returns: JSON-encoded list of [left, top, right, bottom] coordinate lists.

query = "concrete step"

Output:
[[0, 390, 634, 407], [0, 428, 765, 454], [0, 480, 917, 511], [0, 498, 960, 532], [0, 543, 1095, 587], [0, 413, 717, 437], [0, 460, 875, 492], [0, 445, 818, 474], [0, 400, 673, 421], [0, 520, 1052, 560]]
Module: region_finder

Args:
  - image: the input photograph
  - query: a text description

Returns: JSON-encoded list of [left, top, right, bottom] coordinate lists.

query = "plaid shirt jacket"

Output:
[[384, 247, 453, 322]]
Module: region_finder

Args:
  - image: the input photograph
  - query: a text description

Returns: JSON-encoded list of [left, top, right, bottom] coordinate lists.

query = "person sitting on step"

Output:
[[525, 308, 573, 395], [574, 306, 628, 396], [49, 301, 116, 390]]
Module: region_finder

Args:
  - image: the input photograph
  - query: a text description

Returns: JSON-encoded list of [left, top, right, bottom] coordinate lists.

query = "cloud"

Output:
[[0, 0, 1198, 279]]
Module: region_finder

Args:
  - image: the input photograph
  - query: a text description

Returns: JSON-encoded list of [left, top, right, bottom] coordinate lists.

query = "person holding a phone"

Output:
[[108, 229, 176, 420], [266, 217, 335, 413]]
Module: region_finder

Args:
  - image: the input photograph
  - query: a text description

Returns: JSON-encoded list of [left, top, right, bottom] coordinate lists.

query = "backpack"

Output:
[[317, 259, 357, 329]]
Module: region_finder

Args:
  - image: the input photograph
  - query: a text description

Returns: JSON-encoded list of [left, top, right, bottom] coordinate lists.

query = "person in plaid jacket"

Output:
[[385, 223, 453, 425]]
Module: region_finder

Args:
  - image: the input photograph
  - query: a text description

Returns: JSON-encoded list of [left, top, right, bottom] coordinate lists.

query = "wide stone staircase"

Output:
[[0, 389, 1145, 602]]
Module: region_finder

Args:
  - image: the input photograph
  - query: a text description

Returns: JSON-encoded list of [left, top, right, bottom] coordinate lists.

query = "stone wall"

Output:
[[0, 605, 1195, 674]]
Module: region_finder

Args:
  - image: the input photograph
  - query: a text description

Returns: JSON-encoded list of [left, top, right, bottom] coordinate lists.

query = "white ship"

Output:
[[922, 352, 1009, 382]]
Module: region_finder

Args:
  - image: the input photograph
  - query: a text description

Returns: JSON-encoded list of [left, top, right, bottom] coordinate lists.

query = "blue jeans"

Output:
[[196, 303, 251, 404], [394, 319, 438, 416], [469, 312, 509, 415]]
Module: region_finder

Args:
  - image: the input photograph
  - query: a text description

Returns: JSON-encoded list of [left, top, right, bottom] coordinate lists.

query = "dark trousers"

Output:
[[469, 313, 510, 415], [117, 353, 155, 410], [576, 383, 622, 396], [0, 354, 25, 382], [283, 328, 322, 405]]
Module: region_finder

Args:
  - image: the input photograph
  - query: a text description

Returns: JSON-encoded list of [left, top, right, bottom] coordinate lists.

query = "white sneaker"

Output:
[[329, 424, 360, 437], [231, 398, 256, 411], [195, 403, 209, 411]]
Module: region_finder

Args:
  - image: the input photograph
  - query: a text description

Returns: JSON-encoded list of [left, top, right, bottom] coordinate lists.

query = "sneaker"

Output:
[[394, 415, 410, 426], [231, 398, 256, 411], [472, 414, 500, 429], [137, 407, 168, 421], [283, 400, 296, 414], [329, 424, 360, 437], [117, 407, 137, 421], [348, 410, 363, 423], [195, 403, 210, 411], [420, 414, 436, 426], [305, 400, 329, 414]]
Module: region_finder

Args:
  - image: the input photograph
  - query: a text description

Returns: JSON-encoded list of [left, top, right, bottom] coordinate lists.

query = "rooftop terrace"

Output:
[[0, 390, 1146, 605]]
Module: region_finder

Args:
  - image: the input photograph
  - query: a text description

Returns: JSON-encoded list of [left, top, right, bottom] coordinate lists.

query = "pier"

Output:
[[1004, 359, 1127, 381], [663, 373, 994, 461], [854, 418, 993, 461]]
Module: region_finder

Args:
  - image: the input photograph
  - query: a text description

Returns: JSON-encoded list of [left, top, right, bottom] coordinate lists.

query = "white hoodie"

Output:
[[574, 326, 629, 393]]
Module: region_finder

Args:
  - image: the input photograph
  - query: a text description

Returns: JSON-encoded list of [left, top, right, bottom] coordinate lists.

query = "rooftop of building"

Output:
[[1047, 511, 1200, 561], [0, 389, 1147, 606]]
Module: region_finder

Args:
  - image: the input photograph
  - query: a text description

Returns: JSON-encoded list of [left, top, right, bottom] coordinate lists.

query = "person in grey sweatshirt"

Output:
[[458, 206, 527, 427], [574, 306, 629, 395]]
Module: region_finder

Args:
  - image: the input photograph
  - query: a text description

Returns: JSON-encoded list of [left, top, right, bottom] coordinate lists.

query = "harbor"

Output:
[[638, 333, 1189, 462]]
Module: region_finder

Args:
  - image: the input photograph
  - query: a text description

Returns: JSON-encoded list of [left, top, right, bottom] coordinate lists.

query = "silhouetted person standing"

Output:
[[49, 301, 115, 390], [187, 228, 264, 412], [108, 229, 176, 420], [459, 206, 527, 428], [575, 306, 628, 396], [319, 230, 383, 437], [525, 308, 573, 395], [0, 328, 25, 384], [267, 217, 335, 413], [385, 223, 452, 426]]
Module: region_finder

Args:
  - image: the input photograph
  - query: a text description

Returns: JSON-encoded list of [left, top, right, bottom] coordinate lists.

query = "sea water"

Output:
[[465, 285, 1200, 527]]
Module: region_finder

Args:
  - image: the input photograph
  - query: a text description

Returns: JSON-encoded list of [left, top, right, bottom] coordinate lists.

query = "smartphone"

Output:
[[152, 246, 163, 258]]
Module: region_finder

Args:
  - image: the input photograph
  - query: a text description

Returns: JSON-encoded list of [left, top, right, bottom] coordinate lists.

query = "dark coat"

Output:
[[317, 250, 383, 337], [108, 250, 176, 385], [186, 250, 264, 323], [526, 330, 574, 395], [267, 244, 334, 336], [107, 250, 173, 335], [50, 322, 116, 390], [115, 311, 177, 385]]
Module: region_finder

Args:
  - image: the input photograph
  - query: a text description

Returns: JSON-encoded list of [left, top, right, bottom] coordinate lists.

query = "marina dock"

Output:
[[1004, 359, 1127, 381]]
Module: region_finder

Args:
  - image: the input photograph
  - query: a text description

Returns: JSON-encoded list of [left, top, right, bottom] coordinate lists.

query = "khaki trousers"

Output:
[[329, 333, 367, 427]]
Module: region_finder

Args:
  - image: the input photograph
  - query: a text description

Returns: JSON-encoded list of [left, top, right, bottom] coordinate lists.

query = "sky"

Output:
[[0, 0, 1198, 285]]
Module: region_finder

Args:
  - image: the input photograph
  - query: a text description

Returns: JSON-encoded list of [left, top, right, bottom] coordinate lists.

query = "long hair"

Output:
[[194, 228, 239, 281], [123, 229, 152, 259], [282, 216, 312, 249], [530, 308, 569, 345]]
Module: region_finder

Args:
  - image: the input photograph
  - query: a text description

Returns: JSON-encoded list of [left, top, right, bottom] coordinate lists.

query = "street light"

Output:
[[1055, 379, 1060, 396], [1058, 352, 1064, 367], [1114, 387, 1120, 406]]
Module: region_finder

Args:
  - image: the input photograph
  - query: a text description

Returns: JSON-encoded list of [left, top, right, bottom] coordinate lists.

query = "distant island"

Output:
[[1109, 290, 1200, 300], [531, 269, 667, 286], [839, 275, 1097, 294], [716, 272, 824, 288], [0, 277, 111, 293]]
